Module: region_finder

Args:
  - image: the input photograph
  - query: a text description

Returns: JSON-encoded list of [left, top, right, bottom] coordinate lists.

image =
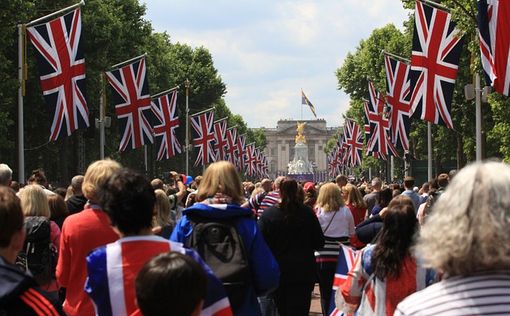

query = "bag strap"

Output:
[[322, 208, 339, 234]]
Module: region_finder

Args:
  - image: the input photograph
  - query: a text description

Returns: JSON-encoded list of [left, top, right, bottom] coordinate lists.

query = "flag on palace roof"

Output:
[[384, 54, 412, 151], [151, 89, 181, 160], [27, 8, 89, 142], [478, 0, 510, 96], [105, 56, 154, 151], [409, 0, 463, 129], [301, 90, 318, 118]]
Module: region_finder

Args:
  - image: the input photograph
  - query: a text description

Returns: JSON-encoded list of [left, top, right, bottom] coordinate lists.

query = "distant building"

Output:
[[262, 119, 339, 178]]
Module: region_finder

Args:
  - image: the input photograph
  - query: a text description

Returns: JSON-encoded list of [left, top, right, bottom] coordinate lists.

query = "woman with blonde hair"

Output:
[[171, 161, 279, 316], [56, 159, 121, 316], [314, 182, 354, 315], [342, 183, 367, 226], [18, 184, 60, 292], [153, 189, 175, 239], [396, 161, 510, 315]]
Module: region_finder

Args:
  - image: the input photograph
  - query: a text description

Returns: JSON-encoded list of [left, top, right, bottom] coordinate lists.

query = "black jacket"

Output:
[[0, 256, 64, 315], [258, 204, 324, 285], [66, 194, 87, 215]]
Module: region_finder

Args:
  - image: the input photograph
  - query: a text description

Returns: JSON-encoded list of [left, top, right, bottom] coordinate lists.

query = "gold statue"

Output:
[[295, 122, 306, 144]]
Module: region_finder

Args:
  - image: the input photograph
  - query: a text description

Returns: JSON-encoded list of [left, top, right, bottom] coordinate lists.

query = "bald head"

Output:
[[71, 175, 84, 196]]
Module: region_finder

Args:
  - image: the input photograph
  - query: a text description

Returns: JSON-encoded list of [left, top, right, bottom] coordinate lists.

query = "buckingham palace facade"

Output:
[[262, 119, 339, 178]]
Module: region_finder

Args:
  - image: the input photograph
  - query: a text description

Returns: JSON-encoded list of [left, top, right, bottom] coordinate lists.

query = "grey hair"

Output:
[[415, 161, 510, 276], [0, 164, 13, 186]]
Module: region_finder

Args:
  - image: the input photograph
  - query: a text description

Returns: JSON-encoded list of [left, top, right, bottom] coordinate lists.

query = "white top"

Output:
[[395, 272, 510, 316], [316, 206, 354, 238]]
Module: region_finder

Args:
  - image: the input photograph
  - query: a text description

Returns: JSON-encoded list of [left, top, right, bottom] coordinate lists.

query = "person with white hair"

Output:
[[395, 161, 510, 316], [0, 164, 13, 187]]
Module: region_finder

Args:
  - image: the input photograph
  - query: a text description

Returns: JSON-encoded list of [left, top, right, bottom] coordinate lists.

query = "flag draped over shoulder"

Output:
[[301, 90, 318, 118], [190, 109, 216, 167], [478, 0, 510, 96], [151, 89, 181, 160], [105, 57, 154, 151], [409, 1, 463, 129], [328, 245, 357, 316], [27, 8, 89, 141], [384, 55, 412, 151]]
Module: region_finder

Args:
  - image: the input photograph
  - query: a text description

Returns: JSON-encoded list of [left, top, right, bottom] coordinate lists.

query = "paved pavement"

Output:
[[309, 283, 323, 315]]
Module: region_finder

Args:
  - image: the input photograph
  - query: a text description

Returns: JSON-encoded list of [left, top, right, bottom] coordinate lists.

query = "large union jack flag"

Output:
[[236, 134, 247, 171], [213, 118, 228, 161], [151, 89, 181, 161], [191, 109, 216, 167], [27, 8, 89, 142], [106, 57, 154, 151], [478, 0, 510, 96], [409, 1, 463, 129], [384, 54, 412, 151], [343, 119, 364, 167], [225, 127, 238, 165], [365, 82, 399, 158], [244, 143, 257, 177]]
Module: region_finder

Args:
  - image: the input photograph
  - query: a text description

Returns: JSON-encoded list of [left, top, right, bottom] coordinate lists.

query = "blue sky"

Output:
[[143, 1, 410, 128]]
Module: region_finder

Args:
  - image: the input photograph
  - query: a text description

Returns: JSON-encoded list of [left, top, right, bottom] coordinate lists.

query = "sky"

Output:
[[143, 0, 411, 129]]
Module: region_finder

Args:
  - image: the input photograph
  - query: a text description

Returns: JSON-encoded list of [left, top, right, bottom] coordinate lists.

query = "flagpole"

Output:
[[475, 73, 482, 161], [99, 73, 105, 159], [427, 122, 432, 180], [190, 107, 214, 117], [26, 0, 85, 27], [109, 53, 147, 71], [185, 79, 190, 176], [150, 86, 179, 99], [17, 24, 25, 183]]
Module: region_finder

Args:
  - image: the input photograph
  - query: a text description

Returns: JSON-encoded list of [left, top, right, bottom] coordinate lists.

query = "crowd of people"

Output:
[[0, 159, 509, 315]]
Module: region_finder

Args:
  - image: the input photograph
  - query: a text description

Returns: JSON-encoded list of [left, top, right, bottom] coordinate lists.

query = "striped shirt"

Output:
[[249, 191, 280, 218], [395, 272, 510, 316]]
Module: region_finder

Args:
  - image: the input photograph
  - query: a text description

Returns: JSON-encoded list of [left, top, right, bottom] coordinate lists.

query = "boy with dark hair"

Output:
[[85, 168, 232, 316], [135, 252, 207, 316], [0, 187, 64, 315]]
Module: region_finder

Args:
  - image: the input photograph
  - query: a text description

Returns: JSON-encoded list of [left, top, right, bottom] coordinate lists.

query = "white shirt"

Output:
[[316, 206, 354, 238]]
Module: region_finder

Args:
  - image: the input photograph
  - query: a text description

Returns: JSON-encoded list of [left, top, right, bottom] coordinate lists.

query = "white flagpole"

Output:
[[185, 79, 190, 176], [99, 74, 105, 160], [17, 24, 25, 183], [26, 1, 85, 27]]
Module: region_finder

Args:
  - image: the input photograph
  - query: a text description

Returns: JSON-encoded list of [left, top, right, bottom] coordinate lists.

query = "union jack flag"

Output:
[[151, 89, 181, 160], [254, 148, 264, 178], [365, 82, 399, 158], [343, 119, 364, 167], [409, 1, 463, 129], [478, 0, 510, 96], [106, 57, 154, 151], [225, 127, 238, 165], [384, 54, 412, 151], [191, 109, 216, 167], [328, 245, 357, 316], [27, 8, 89, 142], [236, 134, 247, 171], [213, 118, 228, 161], [244, 143, 257, 177]]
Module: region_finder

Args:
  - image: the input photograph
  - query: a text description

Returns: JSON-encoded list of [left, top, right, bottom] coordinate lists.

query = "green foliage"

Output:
[[0, 0, 247, 182]]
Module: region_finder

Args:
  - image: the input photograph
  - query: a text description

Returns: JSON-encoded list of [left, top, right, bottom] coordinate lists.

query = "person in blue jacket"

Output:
[[171, 161, 280, 316]]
